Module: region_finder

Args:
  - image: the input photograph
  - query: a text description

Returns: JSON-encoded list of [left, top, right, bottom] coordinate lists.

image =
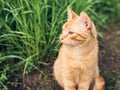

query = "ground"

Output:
[[99, 25, 120, 90], [14, 25, 120, 90]]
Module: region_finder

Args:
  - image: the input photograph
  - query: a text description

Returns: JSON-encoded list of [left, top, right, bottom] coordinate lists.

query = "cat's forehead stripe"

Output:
[[63, 21, 73, 30]]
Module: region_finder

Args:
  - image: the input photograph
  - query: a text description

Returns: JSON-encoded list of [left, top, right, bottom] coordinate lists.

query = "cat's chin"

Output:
[[62, 42, 80, 47]]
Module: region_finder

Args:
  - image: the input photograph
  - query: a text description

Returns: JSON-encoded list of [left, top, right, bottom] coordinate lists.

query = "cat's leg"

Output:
[[53, 59, 64, 87], [93, 76, 105, 90], [63, 80, 76, 90], [78, 81, 90, 90], [62, 69, 76, 90], [78, 74, 92, 90]]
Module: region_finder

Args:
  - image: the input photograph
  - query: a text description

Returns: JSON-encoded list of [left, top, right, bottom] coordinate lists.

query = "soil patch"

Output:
[[99, 26, 120, 90]]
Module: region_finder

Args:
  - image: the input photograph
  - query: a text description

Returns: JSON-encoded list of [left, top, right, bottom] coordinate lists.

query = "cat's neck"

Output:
[[62, 38, 98, 56]]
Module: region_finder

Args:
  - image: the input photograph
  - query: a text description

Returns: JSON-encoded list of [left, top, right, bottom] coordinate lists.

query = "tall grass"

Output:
[[0, 0, 116, 89]]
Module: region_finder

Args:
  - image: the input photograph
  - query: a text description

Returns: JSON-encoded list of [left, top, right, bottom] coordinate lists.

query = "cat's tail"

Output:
[[93, 76, 105, 90]]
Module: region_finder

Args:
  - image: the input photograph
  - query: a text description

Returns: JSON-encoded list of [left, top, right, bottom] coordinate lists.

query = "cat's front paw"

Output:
[[78, 87, 88, 90], [64, 86, 76, 90]]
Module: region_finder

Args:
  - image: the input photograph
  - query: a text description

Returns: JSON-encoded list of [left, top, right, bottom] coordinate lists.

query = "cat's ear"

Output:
[[79, 11, 91, 29], [67, 7, 78, 20]]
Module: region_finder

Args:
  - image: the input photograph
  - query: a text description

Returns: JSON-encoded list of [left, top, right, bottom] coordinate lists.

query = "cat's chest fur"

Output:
[[61, 45, 92, 69], [61, 45, 95, 84]]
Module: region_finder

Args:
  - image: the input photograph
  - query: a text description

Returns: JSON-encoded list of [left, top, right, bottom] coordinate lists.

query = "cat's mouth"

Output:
[[60, 39, 80, 47]]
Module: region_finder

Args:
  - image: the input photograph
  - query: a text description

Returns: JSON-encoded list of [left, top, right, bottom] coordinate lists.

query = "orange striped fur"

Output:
[[53, 8, 105, 90]]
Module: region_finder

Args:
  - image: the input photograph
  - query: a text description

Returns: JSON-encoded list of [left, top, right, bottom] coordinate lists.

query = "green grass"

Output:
[[0, 0, 119, 89]]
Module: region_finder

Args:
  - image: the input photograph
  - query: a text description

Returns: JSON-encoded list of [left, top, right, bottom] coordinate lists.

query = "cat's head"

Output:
[[59, 8, 97, 47]]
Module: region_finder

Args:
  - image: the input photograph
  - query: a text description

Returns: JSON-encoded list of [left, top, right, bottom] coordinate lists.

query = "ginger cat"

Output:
[[53, 8, 105, 90]]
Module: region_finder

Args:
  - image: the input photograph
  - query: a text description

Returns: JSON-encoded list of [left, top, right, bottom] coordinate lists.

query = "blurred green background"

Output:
[[0, 0, 120, 90]]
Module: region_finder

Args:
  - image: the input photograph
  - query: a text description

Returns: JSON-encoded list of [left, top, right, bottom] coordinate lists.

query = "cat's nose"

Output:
[[59, 35, 65, 41], [59, 37, 64, 41]]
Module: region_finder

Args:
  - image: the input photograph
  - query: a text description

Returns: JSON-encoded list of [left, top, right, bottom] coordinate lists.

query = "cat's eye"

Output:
[[68, 31, 74, 35]]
